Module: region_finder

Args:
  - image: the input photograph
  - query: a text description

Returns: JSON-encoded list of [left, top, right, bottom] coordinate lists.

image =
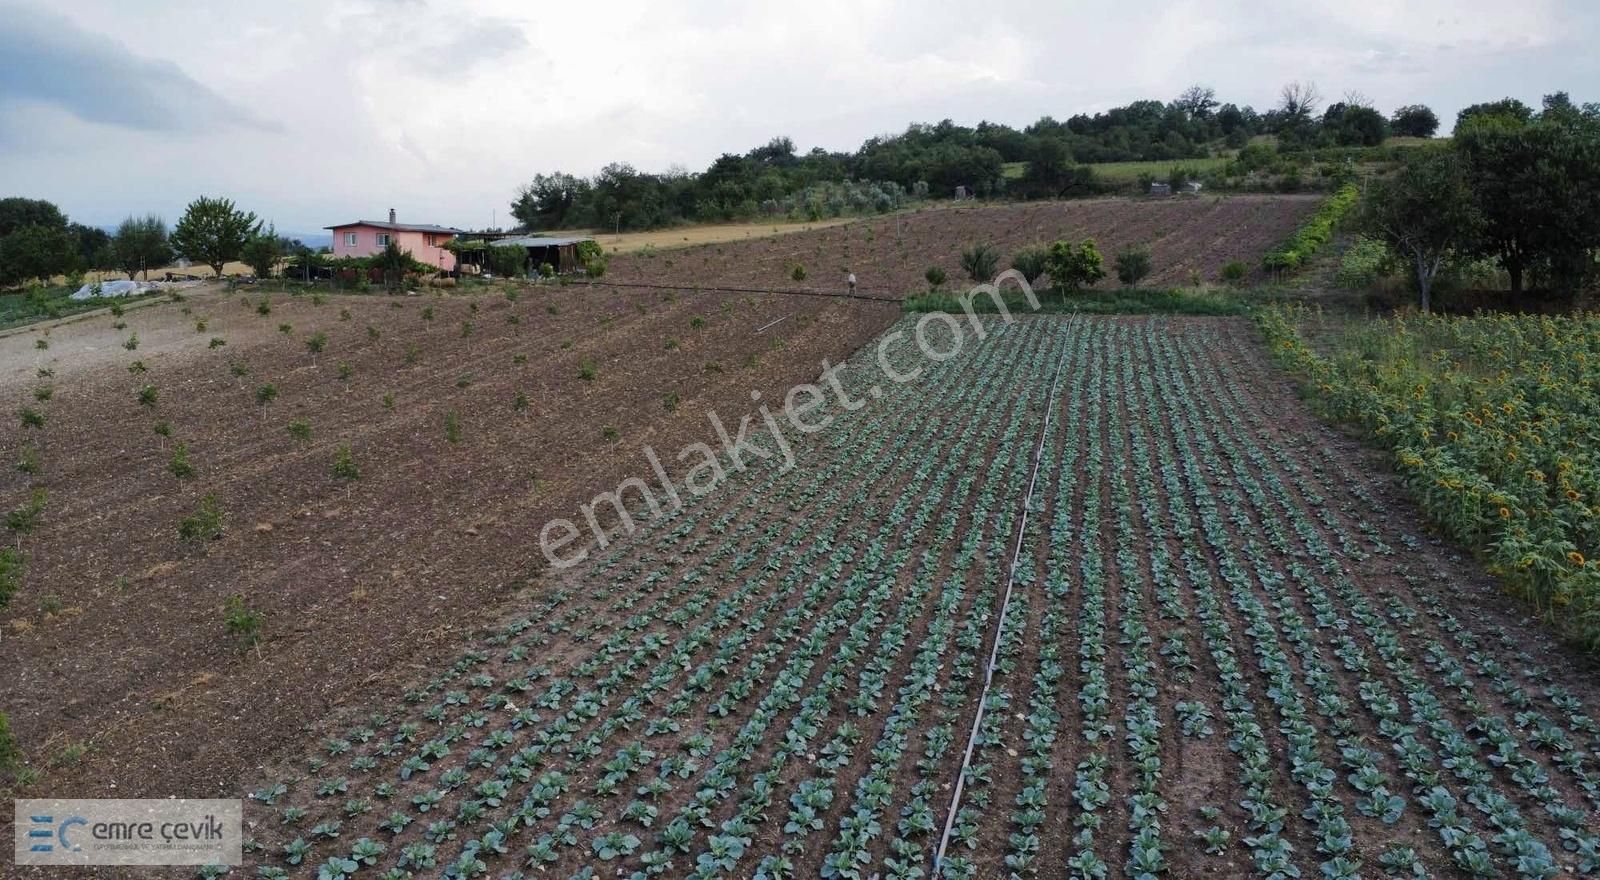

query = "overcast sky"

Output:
[[1, 0, 1595, 234]]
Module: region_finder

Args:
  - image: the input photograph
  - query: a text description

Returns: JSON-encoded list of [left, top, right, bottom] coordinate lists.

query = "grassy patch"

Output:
[[0, 287, 159, 331]]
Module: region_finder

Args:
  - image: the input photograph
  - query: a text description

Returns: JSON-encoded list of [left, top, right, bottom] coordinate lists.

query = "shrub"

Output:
[[578, 360, 598, 381], [0, 709, 20, 772], [601, 425, 620, 442], [34, 338, 47, 350], [169, 444, 195, 479], [224, 595, 263, 647], [513, 393, 529, 412], [287, 420, 312, 442], [0, 548, 22, 613], [381, 393, 395, 409], [1333, 236, 1396, 289], [6, 489, 47, 535], [128, 360, 147, 374], [278, 323, 292, 334], [209, 337, 226, 349], [1221, 261, 1249, 285], [17, 408, 44, 429], [443, 411, 461, 444], [663, 391, 679, 412], [1114, 247, 1153, 286], [1010, 248, 1049, 286], [257, 298, 272, 316], [331, 444, 358, 480], [487, 246, 524, 278], [179, 494, 225, 542], [960, 244, 1000, 282], [306, 332, 328, 355], [153, 421, 172, 438], [791, 264, 807, 282], [256, 384, 278, 406], [538, 262, 556, 278], [925, 266, 947, 291], [15, 444, 40, 475], [1045, 239, 1106, 292], [337, 362, 352, 380], [138, 384, 158, 407], [123, 333, 139, 351], [690, 316, 706, 330]]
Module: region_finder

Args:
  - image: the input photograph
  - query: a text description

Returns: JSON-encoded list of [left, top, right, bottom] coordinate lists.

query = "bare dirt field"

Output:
[[0, 280, 898, 810], [602, 194, 1321, 296]]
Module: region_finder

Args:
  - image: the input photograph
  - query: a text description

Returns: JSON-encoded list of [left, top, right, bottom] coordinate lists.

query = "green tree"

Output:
[[70, 223, 112, 272], [1456, 98, 1534, 131], [1390, 105, 1440, 138], [1361, 150, 1482, 312], [170, 196, 259, 277], [510, 172, 590, 229], [1456, 116, 1600, 296], [0, 197, 75, 287], [1329, 105, 1388, 146], [113, 215, 173, 280], [1045, 239, 1106, 292], [241, 225, 282, 279]]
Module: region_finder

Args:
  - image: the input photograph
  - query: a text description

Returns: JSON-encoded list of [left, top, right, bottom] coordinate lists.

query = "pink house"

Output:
[[326, 209, 464, 271]]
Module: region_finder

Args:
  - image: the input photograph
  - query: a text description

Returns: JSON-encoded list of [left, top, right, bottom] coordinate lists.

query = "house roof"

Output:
[[490, 235, 594, 248], [324, 220, 465, 234]]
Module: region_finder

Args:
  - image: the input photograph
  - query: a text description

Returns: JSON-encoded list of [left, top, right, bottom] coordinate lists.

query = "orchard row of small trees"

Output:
[[0, 194, 299, 288], [944, 240, 1153, 292]]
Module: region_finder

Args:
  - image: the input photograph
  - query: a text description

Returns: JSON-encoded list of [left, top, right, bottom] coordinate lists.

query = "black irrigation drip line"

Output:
[[575, 278, 904, 304], [932, 322, 1070, 874]]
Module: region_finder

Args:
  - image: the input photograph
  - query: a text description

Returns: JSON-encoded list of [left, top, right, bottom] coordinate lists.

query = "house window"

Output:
[[343, 232, 357, 247], [376, 233, 392, 246], [424, 234, 436, 247]]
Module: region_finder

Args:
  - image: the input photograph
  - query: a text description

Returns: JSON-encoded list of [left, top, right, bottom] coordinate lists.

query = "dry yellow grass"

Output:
[[551, 218, 857, 255], [69, 261, 254, 285]]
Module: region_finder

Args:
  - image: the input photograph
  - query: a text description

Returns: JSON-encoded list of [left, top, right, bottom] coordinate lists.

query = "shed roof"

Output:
[[324, 220, 465, 234]]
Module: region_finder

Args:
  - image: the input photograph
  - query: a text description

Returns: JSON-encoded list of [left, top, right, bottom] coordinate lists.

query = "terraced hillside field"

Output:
[[602, 195, 1320, 295], [235, 316, 1600, 880]]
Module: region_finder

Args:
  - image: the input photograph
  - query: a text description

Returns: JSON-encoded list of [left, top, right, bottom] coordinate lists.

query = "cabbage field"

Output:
[[241, 315, 1600, 880]]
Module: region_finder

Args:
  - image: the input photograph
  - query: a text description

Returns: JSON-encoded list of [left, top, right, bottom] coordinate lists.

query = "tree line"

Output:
[[1361, 93, 1600, 311], [0, 196, 306, 289], [509, 82, 1446, 232]]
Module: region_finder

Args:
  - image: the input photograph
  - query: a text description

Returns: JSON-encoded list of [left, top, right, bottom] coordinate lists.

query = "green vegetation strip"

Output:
[[1261, 183, 1359, 272], [1258, 306, 1600, 647]]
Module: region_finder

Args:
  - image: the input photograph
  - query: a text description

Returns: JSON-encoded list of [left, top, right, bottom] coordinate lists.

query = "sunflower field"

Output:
[[1259, 307, 1600, 646]]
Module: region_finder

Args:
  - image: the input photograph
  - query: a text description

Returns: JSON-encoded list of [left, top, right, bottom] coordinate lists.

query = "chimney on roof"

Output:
[[388, 208, 396, 224]]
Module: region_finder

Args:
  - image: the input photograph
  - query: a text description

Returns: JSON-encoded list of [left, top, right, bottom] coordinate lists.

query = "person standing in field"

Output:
[[847, 271, 857, 294]]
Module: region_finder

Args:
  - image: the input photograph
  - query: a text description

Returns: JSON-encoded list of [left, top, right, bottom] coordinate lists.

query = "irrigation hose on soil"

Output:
[[931, 318, 1070, 873]]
